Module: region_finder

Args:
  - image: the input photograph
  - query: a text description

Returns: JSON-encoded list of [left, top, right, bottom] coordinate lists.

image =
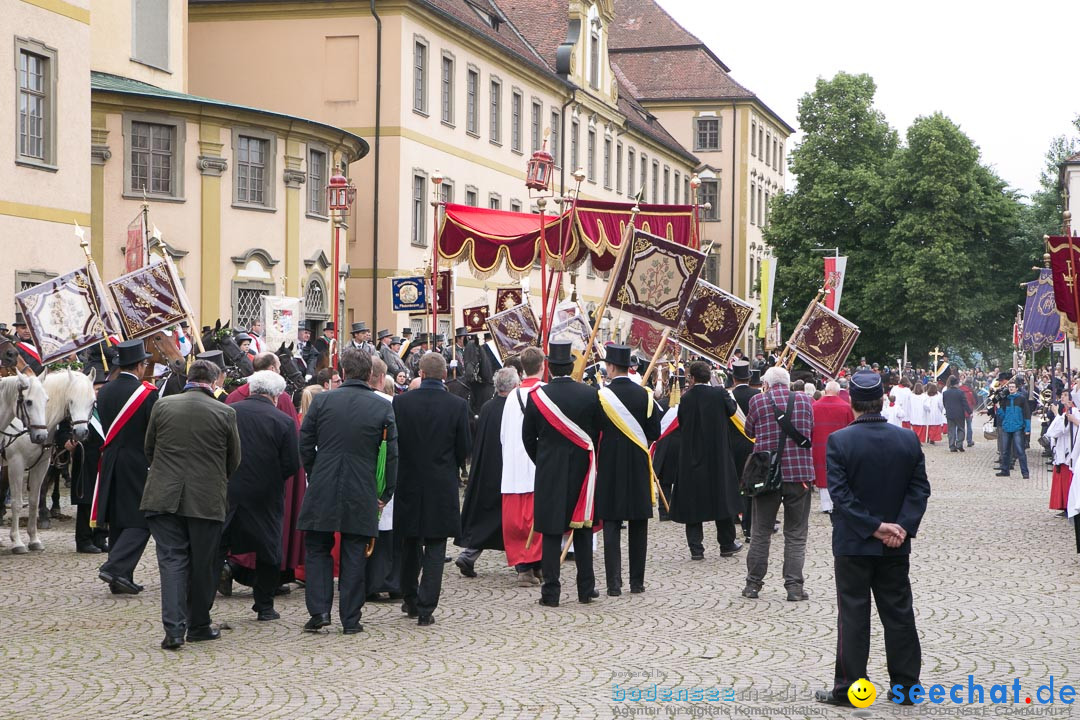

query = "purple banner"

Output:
[[1022, 268, 1060, 352]]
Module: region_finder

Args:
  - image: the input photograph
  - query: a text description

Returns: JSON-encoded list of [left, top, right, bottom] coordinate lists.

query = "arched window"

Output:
[[305, 273, 328, 320]]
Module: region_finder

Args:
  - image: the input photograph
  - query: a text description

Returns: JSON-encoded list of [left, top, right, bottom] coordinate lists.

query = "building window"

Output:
[[587, 129, 596, 183], [550, 110, 561, 166], [773, 138, 780, 171], [684, 176, 690, 205], [16, 269, 57, 292], [750, 182, 756, 224], [640, 155, 647, 203], [779, 143, 784, 173], [589, 27, 600, 89], [440, 54, 454, 125], [765, 132, 771, 166], [511, 89, 522, 153], [651, 160, 659, 204], [304, 274, 328, 321], [510, 199, 522, 212], [15, 40, 58, 167], [694, 117, 720, 151], [413, 39, 428, 114], [531, 99, 542, 153], [758, 187, 764, 226], [764, 190, 770, 227], [440, 178, 454, 204], [466, 67, 479, 135], [489, 78, 501, 144], [132, 0, 169, 70], [700, 179, 719, 220], [234, 130, 276, 209], [411, 172, 427, 247], [705, 254, 719, 285], [663, 166, 670, 203], [488, 193, 501, 210], [673, 171, 680, 203], [234, 285, 271, 330], [603, 137, 612, 189], [759, 127, 764, 161], [751, 122, 757, 156], [465, 186, 478, 206], [627, 148, 635, 197], [616, 141, 623, 194], [570, 119, 579, 171], [126, 114, 186, 200], [307, 147, 327, 217]]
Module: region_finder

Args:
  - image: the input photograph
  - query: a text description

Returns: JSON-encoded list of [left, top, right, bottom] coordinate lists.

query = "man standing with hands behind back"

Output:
[[815, 369, 930, 707]]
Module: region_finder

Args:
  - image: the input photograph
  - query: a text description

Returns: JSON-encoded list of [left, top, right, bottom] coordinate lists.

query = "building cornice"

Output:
[[637, 97, 795, 137]]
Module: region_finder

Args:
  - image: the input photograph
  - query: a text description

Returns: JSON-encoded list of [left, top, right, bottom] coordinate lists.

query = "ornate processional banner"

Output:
[[607, 229, 705, 330], [485, 303, 540, 361], [462, 304, 490, 333], [263, 296, 303, 351], [391, 277, 427, 313], [106, 260, 190, 340], [788, 303, 860, 379], [1048, 236, 1080, 322], [1021, 269, 1060, 352], [674, 281, 753, 365], [627, 317, 680, 361], [495, 287, 524, 313], [15, 265, 122, 364]]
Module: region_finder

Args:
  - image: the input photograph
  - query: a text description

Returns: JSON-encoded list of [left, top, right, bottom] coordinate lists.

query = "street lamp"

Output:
[[430, 171, 444, 338], [527, 134, 556, 348], [327, 170, 357, 368]]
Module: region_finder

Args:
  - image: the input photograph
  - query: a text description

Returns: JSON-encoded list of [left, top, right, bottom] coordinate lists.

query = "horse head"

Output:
[[65, 369, 97, 442], [146, 330, 186, 375], [275, 343, 305, 388], [0, 338, 19, 370], [218, 334, 253, 376], [18, 370, 50, 445]]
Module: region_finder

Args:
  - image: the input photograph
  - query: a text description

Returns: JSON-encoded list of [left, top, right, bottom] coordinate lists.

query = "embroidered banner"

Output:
[[674, 281, 753, 365], [462, 304, 490, 333], [548, 313, 593, 356], [392, 276, 427, 312], [1021, 269, 1060, 352], [15, 264, 122, 364], [407, 270, 452, 316], [485, 303, 540, 360], [263, 296, 303, 351], [495, 287, 524, 313], [627, 317, 680, 361], [788, 303, 861, 379], [608, 229, 705, 329], [106, 260, 189, 340], [1048, 236, 1080, 322]]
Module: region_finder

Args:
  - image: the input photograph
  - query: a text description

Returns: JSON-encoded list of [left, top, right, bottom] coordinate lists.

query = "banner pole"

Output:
[[641, 327, 671, 389]]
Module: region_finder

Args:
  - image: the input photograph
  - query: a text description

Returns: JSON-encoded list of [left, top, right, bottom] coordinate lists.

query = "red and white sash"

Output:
[[650, 406, 680, 458], [89, 381, 156, 528], [16, 342, 40, 363], [532, 387, 597, 528]]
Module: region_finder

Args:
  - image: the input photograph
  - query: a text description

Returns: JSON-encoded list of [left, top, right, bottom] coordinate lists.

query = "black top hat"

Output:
[[749, 369, 762, 386], [402, 328, 413, 337], [324, 322, 336, 331], [416, 333, 430, 344], [180, 320, 189, 329], [434, 334, 445, 343], [13, 312, 27, 327], [301, 319, 317, 332], [0, 323, 7, 332], [547, 341, 574, 366], [350, 322, 368, 334], [201, 326, 212, 335], [731, 360, 751, 381], [604, 344, 633, 368], [455, 326, 469, 338], [116, 339, 151, 367], [196, 350, 226, 371], [390, 336, 403, 345], [377, 329, 392, 340]]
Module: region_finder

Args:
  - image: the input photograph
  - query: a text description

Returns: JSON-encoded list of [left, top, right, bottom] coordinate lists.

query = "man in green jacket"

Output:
[[142, 359, 241, 650]]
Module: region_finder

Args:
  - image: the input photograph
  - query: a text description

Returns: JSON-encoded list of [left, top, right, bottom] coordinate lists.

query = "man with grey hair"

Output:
[[455, 367, 520, 577], [743, 365, 815, 601], [220, 370, 300, 622]]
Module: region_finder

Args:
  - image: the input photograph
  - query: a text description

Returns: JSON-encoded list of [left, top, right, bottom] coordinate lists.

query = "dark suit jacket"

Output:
[[826, 414, 930, 556], [392, 379, 470, 539], [522, 376, 601, 534], [96, 373, 157, 529], [942, 386, 970, 422], [595, 377, 660, 521]]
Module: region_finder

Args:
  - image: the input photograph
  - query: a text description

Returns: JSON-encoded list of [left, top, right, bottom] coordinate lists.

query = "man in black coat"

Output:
[[522, 341, 602, 607], [730, 363, 761, 540], [671, 361, 743, 560], [220, 371, 300, 621], [298, 348, 398, 634], [815, 370, 931, 707], [393, 351, 471, 626], [94, 340, 157, 594], [942, 376, 970, 452], [595, 346, 660, 595]]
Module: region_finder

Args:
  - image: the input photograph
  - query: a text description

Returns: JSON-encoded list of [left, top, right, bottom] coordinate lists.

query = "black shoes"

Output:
[[787, 588, 810, 602], [454, 557, 477, 578], [109, 577, 141, 595], [630, 585, 645, 594], [995, 471, 1009, 477], [303, 613, 331, 632], [160, 635, 184, 650], [538, 597, 559, 608], [256, 609, 280, 622], [720, 541, 744, 557], [690, 553, 705, 561], [814, 689, 851, 706], [186, 625, 221, 642], [579, 589, 600, 604], [741, 585, 760, 599], [417, 615, 435, 627], [343, 625, 364, 635], [76, 543, 102, 554], [607, 587, 622, 597], [400, 602, 419, 619]]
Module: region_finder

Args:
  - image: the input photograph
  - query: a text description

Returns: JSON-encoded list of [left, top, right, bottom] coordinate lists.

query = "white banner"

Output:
[[824, 255, 848, 312], [263, 296, 303, 351]]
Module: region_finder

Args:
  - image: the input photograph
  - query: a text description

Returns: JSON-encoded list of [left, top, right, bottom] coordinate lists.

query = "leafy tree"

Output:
[[1029, 118, 1079, 238]]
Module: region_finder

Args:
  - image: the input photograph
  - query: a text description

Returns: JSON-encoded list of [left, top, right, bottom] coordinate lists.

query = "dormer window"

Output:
[[466, 0, 501, 30], [588, 9, 601, 89]]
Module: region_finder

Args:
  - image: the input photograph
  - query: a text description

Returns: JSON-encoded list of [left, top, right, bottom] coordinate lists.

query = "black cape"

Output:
[[595, 378, 661, 521], [670, 384, 741, 524], [455, 394, 507, 550]]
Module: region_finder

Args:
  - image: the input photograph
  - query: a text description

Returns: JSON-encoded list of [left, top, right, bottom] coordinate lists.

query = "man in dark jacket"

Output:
[[595, 346, 660, 595], [816, 370, 930, 707], [94, 339, 157, 594], [298, 348, 398, 634], [393, 352, 471, 626], [672, 361, 744, 560], [942, 376, 970, 453], [142, 359, 242, 650], [220, 371, 300, 621], [522, 341, 602, 607]]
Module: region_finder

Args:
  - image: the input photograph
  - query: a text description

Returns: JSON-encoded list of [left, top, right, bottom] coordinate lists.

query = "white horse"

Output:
[[3, 369, 95, 553], [0, 372, 49, 440]]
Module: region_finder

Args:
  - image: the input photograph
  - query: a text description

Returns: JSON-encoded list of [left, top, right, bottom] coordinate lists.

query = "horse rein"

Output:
[[0, 384, 48, 457]]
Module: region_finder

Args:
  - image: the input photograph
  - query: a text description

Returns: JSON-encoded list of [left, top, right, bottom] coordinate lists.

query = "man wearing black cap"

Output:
[[595, 345, 660, 595], [348, 322, 375, 355], [12, 313, 43, 374], [93, 339, 158, 594], [815, 369, 930, 707], [406, 334, 429, 378], [522, 341, 602, 607], [379, 330, 408, 379]]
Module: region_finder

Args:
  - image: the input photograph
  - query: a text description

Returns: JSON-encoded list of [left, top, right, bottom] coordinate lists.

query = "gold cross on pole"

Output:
[[929, 346, 944, 368]]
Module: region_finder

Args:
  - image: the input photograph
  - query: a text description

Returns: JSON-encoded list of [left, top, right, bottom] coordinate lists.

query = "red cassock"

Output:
[[1050, 465, 1073, 511], [811, 395, 855, 489]]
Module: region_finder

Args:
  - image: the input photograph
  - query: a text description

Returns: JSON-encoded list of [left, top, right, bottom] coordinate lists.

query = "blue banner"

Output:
[[1022, 268, 1060, 352], [392, 277, 427, 312]]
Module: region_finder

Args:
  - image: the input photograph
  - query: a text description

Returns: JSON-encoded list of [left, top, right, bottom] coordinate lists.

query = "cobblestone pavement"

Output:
[[2, 435, 1078, 719]]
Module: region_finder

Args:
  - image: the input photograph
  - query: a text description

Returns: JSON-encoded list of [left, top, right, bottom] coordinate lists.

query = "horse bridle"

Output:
[[0, 384, 48, 456]]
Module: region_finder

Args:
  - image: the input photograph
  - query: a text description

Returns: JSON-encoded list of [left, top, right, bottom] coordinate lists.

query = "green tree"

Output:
[[1029, 117, 1079, 238]]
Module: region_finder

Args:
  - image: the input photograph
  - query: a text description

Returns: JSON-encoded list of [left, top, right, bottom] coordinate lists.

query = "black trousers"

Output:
[[602, 519, 647, 591], [100, 527, 150, 582], [74, 504, 108, 549], [401, 537, 447, 617], [146, 514, 223, 637], [304, 531, 369, 628], [685, 518, 736, 556], [832, 555, 921, 697], [219, 523, 282, 614], [540, 529, 594, 604]]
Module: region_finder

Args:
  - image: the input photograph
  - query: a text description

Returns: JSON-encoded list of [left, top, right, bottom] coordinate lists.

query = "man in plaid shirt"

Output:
[[742, 366, 815, 601]]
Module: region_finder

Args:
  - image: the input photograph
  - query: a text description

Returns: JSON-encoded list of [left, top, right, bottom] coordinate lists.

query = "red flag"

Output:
[[1048, 236, 1080, 322]]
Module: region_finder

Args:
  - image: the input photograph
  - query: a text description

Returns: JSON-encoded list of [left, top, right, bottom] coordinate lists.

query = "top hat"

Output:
[[350, 322, 368, 334], [13, 312, 27, 327], [455, 326, 469, 338], [604, 344, 633, 368], [416, 333, 430, 344], [301, 319, 317, 333], [234, 332, 253, 344], [377, 329, 392, 340], [201, 326, 212, 335], [390, 336, 403, 345], [749, 369, 762, 386], [196, 349, 226, 371], [116, 338, 151, 366], [731, 360, 751, 381], [402, 328, 413, 337], [179, 320, 189, 329], [324, 322, 336, 331], [0, 323, 7, 333], [434, 334, 445, 343], [547, 341, 574, 366]]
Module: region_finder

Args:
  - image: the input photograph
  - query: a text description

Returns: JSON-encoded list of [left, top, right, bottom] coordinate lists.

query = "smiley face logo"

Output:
[[847, 678, 876, 708]]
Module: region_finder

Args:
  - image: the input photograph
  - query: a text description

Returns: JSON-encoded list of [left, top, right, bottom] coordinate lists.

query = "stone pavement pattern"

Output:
[[1, 437, 1077, 719]]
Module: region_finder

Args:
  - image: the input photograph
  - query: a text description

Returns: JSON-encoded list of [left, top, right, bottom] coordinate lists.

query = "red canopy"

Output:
[[437, 200, 699, 277]]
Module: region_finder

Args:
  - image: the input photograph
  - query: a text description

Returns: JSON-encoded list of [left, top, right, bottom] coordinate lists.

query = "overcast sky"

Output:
[[658, 0, 1078, 198]]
